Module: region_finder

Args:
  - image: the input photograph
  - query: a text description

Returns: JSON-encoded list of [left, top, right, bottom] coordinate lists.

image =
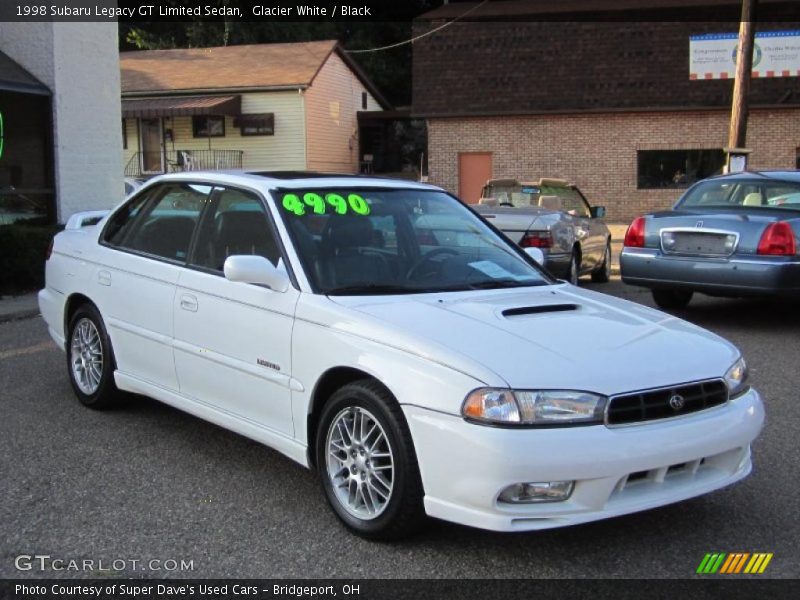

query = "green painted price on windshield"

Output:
[[282, 192, 371, 216]]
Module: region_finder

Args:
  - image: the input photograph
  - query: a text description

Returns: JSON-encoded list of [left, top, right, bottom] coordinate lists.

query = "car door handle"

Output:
[[97, 270, 112, 286], [179, 294, 198, 312]]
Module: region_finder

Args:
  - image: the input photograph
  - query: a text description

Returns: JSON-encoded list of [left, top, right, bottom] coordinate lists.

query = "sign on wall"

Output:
[[690, 30, 800, 80]]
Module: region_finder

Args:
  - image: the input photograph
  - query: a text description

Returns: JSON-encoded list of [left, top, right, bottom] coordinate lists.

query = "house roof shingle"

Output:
[[120, 40, 338, 94]]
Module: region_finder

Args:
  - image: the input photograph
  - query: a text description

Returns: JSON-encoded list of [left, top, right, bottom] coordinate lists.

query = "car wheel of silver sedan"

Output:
[[591, 240, 612, 283], [66, 303, 120, 409], [316, 380, 425, 540], [652, 289, 694, 310], [568, 250, 580, 285]]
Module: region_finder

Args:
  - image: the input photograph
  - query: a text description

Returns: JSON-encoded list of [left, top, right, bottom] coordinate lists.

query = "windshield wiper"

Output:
[[326, 284, 421, 296]]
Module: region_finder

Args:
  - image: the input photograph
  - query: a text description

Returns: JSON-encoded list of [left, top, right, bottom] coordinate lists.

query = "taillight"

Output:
[[757, 222, 796, 256], [45, 238, 54, 261], [520, 230, 553, 248], [624, 216, 646, 248]]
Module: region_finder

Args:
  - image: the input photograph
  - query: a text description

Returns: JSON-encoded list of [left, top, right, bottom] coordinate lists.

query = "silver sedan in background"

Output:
[[621, 170, 800, 309], [474, 178, 612, 284]]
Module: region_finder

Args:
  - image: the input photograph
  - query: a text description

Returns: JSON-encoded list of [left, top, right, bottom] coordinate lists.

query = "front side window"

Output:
[[276, 188, 551, 294], [560, 188, 591, 217], [190, 187, 281, 271], [104, 183, 211, 261]]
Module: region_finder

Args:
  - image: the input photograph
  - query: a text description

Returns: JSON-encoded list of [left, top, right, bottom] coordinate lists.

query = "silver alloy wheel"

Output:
[[70, 317, 104, 395], [326, 406, 394, 520], [603, 243, 611, 278]]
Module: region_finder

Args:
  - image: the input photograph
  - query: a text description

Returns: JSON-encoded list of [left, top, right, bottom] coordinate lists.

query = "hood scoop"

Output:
[[502, 304, 578, 317]]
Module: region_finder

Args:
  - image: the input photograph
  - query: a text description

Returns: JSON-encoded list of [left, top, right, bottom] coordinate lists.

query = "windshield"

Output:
[[678, 179, 800, 210], [275, 188, 551, 295]]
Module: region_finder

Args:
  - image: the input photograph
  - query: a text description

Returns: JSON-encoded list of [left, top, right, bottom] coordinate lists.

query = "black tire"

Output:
[[66, 303, 121, 409], [567, 249, 580, 285], [652, 289, 694, 310], [315, 379, 426, 541], [591, 240, 612, 283]]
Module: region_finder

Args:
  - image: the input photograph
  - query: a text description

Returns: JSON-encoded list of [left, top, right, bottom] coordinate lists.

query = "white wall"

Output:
[[0, 22, 123, 222], [305, 52, 382, 173]]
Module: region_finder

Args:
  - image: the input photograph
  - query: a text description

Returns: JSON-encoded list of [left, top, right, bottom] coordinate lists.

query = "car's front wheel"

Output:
[[66, 304, 120, 409], [316, 380, 425, 540], [591, 240, 612, 283], [652, 289, 693, 310], [567, 249, 580, 285]]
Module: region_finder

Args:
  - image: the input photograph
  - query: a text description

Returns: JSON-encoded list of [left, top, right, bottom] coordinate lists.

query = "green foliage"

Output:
[[0, 222, 61, 294]]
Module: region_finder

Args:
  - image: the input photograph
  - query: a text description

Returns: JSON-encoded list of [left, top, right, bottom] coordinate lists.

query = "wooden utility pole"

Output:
[[728, 0, 756, 149]]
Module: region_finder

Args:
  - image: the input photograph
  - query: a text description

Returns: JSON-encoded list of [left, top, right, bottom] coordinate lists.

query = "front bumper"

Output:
[[403, 387, 763, 532], [620, 248, 800, 296]]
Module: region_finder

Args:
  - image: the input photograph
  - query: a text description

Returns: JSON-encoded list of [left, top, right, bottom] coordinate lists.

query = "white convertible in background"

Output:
[[39, 172, 764, 539]]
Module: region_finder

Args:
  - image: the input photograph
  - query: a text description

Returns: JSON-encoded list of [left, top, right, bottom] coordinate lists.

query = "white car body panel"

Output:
[[38, 171, 764, 533]]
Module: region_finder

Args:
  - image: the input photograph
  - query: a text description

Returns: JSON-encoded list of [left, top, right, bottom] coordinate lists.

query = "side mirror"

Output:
[[223, 255, 290, 292], [590, 206, 606, 219], [524, 247, 545, 266]]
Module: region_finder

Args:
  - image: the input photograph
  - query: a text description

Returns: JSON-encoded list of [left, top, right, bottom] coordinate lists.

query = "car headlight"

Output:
[[724, 357, 749, 398], [462, 388, 607, 426]]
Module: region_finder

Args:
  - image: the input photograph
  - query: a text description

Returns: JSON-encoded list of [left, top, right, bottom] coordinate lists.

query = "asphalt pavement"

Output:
[[0, 279, 797, 579]]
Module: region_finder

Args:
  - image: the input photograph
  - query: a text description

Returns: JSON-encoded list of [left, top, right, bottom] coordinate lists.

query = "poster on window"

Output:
[[690, 30, 800, 80]]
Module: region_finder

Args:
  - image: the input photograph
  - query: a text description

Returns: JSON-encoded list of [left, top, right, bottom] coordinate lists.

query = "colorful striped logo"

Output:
[[697, 553, 773, 574]]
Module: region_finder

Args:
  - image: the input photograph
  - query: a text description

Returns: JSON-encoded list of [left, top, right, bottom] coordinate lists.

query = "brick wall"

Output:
[[428, 108, 800, 223]]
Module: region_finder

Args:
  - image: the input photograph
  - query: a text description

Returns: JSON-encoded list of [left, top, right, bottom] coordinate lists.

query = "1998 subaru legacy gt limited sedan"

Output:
[[39, 171, 763, 540]]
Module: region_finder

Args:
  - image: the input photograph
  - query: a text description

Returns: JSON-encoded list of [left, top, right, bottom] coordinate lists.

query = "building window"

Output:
[[121, 119, 127, 149], [362, 92, 368, 110], [192, 115, 225, 138], [234, 113, 274, 136], [796, 147, 800, 169], [637, 149, 726, 189]]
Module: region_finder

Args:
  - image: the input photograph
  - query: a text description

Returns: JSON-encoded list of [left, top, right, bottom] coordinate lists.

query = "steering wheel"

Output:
[[498, 202, 514, 207], [405, 248, 460, 281]]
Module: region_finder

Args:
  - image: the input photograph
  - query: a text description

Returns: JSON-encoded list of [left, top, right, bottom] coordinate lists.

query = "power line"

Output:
[[345, 0, 490, 54]]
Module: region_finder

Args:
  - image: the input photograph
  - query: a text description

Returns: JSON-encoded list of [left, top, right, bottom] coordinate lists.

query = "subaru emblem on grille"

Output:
[[695, 221, 704, 228], [669, 394, 685, 410]]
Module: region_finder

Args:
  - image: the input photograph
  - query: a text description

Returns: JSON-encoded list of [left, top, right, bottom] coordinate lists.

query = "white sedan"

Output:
[[39, 172, 764, 539]]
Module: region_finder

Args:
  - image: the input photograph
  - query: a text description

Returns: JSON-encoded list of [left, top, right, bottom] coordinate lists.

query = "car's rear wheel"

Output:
[[66, 304, 120, 409], [591, 239, 612, 283], [567, 249, 580, 285], [652, 289, 693, 310], [316, 380, 425, 540]]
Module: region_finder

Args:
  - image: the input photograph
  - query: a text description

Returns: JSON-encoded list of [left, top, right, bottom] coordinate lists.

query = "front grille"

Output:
[[607, 379, 728, 425]]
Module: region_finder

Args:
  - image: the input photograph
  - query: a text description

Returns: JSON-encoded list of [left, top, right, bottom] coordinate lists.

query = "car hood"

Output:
[[329, 284, 739, 395]]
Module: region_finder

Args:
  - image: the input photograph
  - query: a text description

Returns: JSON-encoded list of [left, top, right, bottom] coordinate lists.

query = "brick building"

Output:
[[413, 0, 800, 222]]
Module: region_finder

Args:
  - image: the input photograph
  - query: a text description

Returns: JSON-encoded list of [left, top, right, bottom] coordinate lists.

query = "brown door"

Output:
[[140, 118, 163, 173], [458, 152, 492, 204]]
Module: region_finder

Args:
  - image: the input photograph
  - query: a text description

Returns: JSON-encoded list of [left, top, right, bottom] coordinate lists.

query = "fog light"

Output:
[[498, 481, 574, 503]]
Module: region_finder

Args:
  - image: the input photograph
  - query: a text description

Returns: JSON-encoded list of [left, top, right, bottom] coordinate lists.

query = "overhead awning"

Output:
[[121, 95, 241, 118], [0, 50, 50, 95]]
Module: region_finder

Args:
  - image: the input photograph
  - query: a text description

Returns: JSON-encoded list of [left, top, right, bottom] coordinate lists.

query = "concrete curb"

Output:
[[0, 294, 41, 324]]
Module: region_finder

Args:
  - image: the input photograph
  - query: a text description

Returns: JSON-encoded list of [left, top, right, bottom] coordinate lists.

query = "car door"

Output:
[[557, 187, 593, 269], [97, 182, 210, 391], [173, 185, 298, 435]]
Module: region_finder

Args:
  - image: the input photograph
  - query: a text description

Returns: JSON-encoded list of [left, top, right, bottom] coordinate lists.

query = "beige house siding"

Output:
[[122, 118, 139, 174], [305, 52, 380, 173], [123, 91, 307, 174], [428, 108, 800, 223]]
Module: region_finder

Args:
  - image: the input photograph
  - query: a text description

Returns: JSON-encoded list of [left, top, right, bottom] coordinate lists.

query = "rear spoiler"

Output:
[[64, 210, 110, 230]]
